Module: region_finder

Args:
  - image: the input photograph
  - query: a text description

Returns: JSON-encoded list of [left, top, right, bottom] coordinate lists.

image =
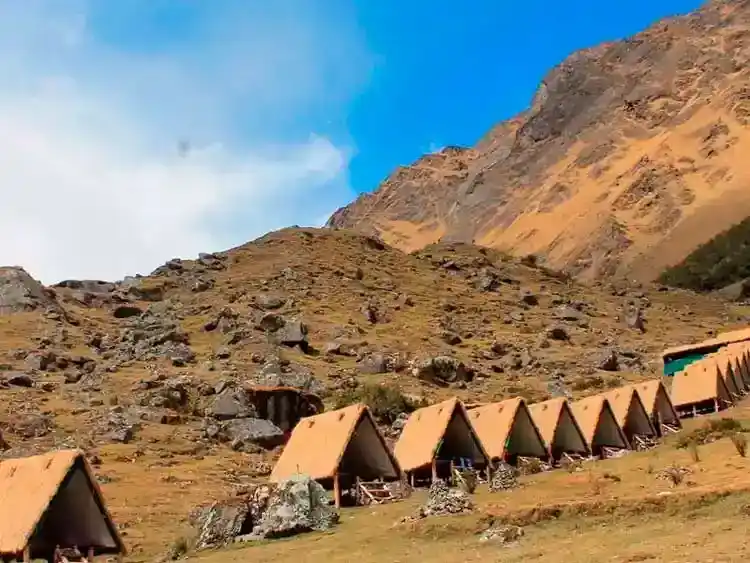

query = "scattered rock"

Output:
[[475, 270, 500, 292], [479, 525, 524, 545], [221, 418, 285, 451], [626, 306, 646, 332], [490, 340, 510, 356], [3, 372, 34, 387], [546, 325, 569, 341], [596, 349, 619, 371], [413, 356, 472, 385], [557, 306, 583, 322], [277, 318, 310, 351], [208, 388, 257, 420], [25, 350, 58, 371], [358, 353, 390, 374], [361, 301, 379, 324], [204, 307, 240, 333], [519, 289, 538, 306], [258, 312, 285, 332], [440, 330, 462, 345], [324, 341, 357, 357], [252, 359, 325, 395], [256, 294, 286, 310]]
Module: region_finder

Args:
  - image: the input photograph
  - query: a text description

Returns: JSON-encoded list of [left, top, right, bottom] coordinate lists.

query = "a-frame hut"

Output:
[[704, 353, 744, 399], [730, 343, 750, 387], [467, 397, 548, 465], [601, 387, 657, 448], [670, 363, 733, 418], [723, 345, 750, 391], [270, 404, 402, 507], [627, 380, 681, 436], [394, 397, 490, 486], [570, 396, 630, 458], [0, 449, 125, 563], [528, 398, 589, 461]]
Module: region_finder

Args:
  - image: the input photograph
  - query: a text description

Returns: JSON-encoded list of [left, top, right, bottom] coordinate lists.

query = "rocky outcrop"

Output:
[[0, 267, 60, 315]]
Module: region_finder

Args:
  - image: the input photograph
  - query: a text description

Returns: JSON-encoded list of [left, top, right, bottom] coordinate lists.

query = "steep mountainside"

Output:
[[329, 0, 750, 282], [0, 228, 743, 557]]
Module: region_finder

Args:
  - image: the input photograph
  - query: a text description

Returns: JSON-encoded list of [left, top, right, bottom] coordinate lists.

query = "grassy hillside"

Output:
[[659, 216, 750, 292]]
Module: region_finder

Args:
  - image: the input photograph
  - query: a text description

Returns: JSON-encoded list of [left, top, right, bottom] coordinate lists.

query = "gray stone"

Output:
[[3, 372, 34, 387], [596, 349, 619, 371], [222, 418, 285, 451], [209, 389, 257, 420], [256, 294, 286, 310], [278, 318, 309, 349], [249, 475, 339, 539], [0, 267, 59, 315], [258, 312, 286, 332], [557, 306, 583, 322], [413, 356, 472, 385]]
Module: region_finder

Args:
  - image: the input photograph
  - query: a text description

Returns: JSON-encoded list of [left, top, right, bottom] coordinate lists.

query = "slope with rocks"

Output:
[[0, 227, 742, 558], [329, 0, 750, 282]]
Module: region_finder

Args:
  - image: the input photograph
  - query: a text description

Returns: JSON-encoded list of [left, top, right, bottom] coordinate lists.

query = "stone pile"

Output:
[[414, 480, 474, 518], [489, 462, 519, 492]]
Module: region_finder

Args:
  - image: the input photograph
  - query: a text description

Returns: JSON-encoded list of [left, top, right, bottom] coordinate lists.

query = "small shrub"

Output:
[[518, 457, 544, 475], [333, 383, 423, 424], [663, 466, 685, 487], [168, 536, 189, 560], [675, 417, 744, 449], [559, 456, 582, 473], [587, 470, 603, 495], [602, 472, 621, 483], [688, 441, 701, 463], [731, 432, 748, 457]]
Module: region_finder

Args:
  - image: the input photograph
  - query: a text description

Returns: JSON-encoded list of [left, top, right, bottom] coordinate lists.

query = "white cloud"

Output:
[[0, 0, 370, 283]]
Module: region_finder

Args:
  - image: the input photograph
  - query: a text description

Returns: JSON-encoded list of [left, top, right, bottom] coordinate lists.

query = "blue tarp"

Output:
[[663, 352, 710, 376]]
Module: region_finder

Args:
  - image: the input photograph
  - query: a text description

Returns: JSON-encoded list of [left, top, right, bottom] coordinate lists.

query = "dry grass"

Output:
[[0, 229, 748, 561]]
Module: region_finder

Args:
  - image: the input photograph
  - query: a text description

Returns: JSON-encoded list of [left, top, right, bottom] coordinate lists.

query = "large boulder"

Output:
[[0, 267, 58, 315], [208, 388, 257, 420], [191, 499, 252, 550], [249, 475, 339, 539], [190, 475, 339, 550], [220, 418, 285, 451]]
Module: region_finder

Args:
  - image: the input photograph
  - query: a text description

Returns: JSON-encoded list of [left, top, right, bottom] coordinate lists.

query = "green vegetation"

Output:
[[333, 383, 425, 424], [659, 217, 750, 291], [675, 417, 745, 449]]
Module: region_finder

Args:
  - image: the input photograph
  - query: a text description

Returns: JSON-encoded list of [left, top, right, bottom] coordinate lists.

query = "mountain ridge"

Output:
[[328, 0, 750, 282]]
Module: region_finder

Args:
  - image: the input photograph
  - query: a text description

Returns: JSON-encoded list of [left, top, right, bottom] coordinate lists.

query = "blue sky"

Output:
[[0, 0, 704, 282]]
